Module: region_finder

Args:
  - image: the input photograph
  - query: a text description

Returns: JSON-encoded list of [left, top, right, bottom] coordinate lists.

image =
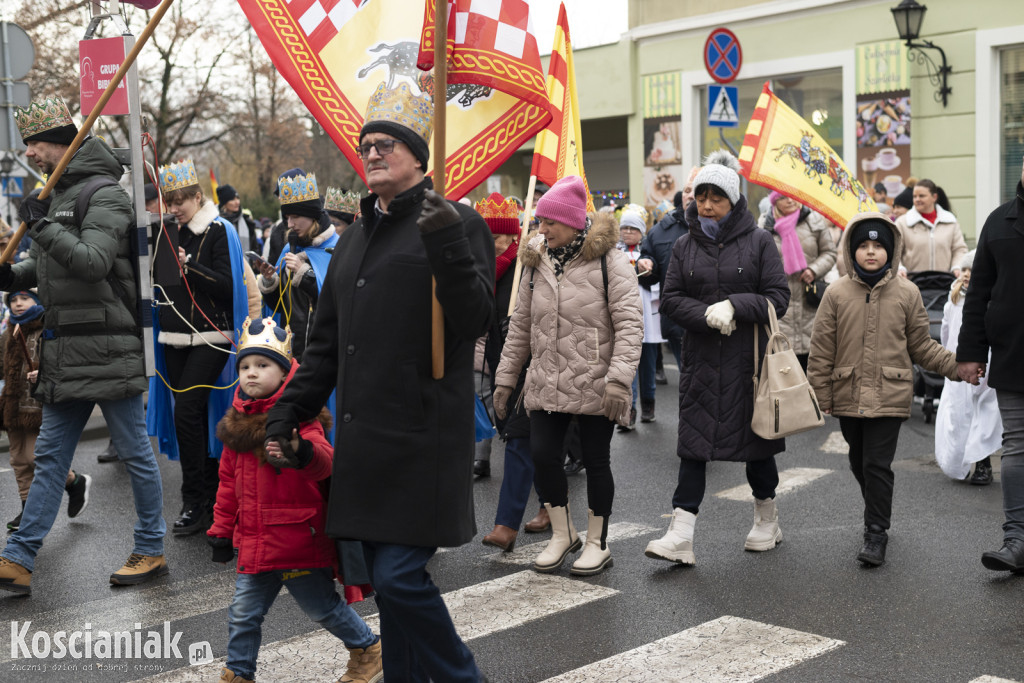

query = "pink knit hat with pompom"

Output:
[[535, 175, 588, 230]]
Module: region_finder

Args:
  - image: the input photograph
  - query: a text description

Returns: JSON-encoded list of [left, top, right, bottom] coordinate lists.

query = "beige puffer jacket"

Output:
[[759, 208, 837, 354], [495, 212, 643, 416], [808, 212, 958, 418], [894, 206, 968, 273]]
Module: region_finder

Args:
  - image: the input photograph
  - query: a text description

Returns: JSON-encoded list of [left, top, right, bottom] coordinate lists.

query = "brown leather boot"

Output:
[[482, 524, 518, 552], [338, 638, 383, 683], [219, 668, 254, 683], [0, 557, 31, 595], [523, 505, 550, 533]]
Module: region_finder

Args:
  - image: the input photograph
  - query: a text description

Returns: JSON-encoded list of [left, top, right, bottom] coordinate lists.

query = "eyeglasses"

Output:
[[355, 139, 404, 159]]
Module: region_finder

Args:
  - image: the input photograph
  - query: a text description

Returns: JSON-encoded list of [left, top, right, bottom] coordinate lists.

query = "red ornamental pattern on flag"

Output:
[[240, 0, 551, 199]]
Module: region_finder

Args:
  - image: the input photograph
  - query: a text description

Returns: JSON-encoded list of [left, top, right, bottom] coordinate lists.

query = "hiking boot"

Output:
[[109, 553, 169, 586], [857, 526, 888, 567], [744, 498, 782, 552], [0, 557, 31, 595], [172, 504, 208, 536], [7, 501, 25, 534], [219, 668, 254, 683], [97, 439, 119, 463], [645, 508, 696, 565], [969, 457, 993, 486], [640, 398, 656, 423], [338, 638, 383, 683], [981, 538, 1024, 572], [66, 473, 91, 518], [524, 505, 551, 533]]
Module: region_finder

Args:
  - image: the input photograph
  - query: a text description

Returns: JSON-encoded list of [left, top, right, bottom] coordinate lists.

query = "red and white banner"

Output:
[[79, 37, 130, 116]]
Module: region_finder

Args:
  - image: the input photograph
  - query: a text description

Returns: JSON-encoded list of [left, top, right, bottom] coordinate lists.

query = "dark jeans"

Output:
[[163, 343, 229, 506], [494, 437, 534, 529], [996, 390, 1024, 542], [672, 457, 779, 514], [838, 416, 904, 530], [361, 542, 480, 682], [631, 342, 658, 408], [531, 411, 615, 516]]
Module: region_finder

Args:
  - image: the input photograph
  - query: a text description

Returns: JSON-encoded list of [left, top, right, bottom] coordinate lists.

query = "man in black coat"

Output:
[[957, 158, 1024, 572], [266, 83, 493, 682]]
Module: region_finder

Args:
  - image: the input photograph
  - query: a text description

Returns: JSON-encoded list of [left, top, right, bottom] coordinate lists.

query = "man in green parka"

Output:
[[0, 97, 167, 597]]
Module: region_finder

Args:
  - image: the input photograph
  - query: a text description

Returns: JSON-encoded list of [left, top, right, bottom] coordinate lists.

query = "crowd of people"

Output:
[[0, 83, 1021, 683]]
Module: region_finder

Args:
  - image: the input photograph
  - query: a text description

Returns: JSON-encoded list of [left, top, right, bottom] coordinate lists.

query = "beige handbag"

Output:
[[751, 299, 825, 439]]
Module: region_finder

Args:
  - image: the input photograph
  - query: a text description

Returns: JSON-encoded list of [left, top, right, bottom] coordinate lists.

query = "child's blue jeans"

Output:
[[226, 567, 377, 679]]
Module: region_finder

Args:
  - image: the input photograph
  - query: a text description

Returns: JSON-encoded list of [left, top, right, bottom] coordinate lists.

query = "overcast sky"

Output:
[[530, 0, 629, 53]]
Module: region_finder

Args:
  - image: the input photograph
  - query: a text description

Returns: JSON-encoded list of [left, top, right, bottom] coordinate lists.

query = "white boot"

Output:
[[744, 497, 782, 551], [533, 503, 581, 573], [571, 510, 612, 576], [644, 508, 696, 565]]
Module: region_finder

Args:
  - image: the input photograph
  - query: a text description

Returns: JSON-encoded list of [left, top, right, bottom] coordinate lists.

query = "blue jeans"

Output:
[[996, 390, 1024, 542], [3, 395, 165, 571], [494, 437, 533, 529], [362, 542, 480, 683], [226, 567, 376, 679]]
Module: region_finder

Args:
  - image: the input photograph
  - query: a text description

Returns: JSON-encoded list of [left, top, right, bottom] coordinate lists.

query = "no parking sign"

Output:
[[704, 28, 743, 84]]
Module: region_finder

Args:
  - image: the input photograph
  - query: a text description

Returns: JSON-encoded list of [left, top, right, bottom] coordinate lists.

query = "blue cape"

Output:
[[146, 216, 250, 460]]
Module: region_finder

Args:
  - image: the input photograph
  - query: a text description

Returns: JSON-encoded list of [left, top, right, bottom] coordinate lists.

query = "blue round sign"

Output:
[[704, 28, 742, 84]]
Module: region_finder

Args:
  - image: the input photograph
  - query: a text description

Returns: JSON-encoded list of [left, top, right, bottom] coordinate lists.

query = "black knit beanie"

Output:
[[849, 219, 896, 262], [360, 121, 430, 171], [23, 124, 78, 146]]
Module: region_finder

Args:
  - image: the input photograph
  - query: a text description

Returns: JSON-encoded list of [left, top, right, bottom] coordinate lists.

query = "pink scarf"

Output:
[[774, 209, 808, 275]]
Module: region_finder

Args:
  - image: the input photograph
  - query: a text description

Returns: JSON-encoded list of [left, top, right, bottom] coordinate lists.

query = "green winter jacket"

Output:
[[10, 136, 146, 403]]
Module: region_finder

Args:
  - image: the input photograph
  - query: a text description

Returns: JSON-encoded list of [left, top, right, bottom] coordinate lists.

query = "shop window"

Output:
[[1001, 46, 1024, 204]]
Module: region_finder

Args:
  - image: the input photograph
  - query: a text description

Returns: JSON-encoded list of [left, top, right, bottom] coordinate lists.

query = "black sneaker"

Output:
[[96, 440, 119, 463], [473, 459, 491, 477], [6, 502, 24, 534], [857, 526, 888, 567], [564, 454, 585, 475], [66, 473, 91, 518], [173, 505, 209, 536], [969, 457, 993, 486], [640, 399, 656, 423]]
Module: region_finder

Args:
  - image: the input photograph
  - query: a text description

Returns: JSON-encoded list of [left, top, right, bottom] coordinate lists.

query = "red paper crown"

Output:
[[474, 193, 521, 235]]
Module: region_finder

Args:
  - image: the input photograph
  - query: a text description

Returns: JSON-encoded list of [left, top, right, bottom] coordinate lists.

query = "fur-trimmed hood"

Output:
[[518, 211, 620, 270]]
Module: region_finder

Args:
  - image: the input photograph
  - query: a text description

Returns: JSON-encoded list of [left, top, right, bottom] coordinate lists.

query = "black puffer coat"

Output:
[[484, 262, 529, 440], [661, 196, 790, 462]]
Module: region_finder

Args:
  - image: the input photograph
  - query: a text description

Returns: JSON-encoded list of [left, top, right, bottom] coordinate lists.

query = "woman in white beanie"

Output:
[[645, 150, 790, 566]]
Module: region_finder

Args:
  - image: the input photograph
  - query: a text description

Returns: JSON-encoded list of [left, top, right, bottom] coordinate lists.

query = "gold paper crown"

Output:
[[474, 194, 520, 221], [364, 82, 433, 143], [324, 187, 361, 214], [14, 97, 75, 140], [158, 159, 199, 193], [278, 173, 320, 205], [238, 317, 292, 366]]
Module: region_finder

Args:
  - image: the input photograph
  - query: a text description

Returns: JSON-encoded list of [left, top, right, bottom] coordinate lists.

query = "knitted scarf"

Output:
[[548, 229, 587, 277], [774, 209, 808, 275], [9, 305, 44, 325], [494, 239, 518, 285]]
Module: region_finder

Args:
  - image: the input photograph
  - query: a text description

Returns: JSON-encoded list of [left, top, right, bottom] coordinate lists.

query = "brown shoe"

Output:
[[220, 667, 254, 683], [524, 505, 551, 533], [0, 557, 31, 595], [109, 553, 169, 586], [482, 525, 518, 552], [338, 638, 383, 683]]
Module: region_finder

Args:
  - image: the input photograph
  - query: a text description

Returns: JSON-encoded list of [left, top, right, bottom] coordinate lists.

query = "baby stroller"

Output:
[[909, 270, 956, 423]]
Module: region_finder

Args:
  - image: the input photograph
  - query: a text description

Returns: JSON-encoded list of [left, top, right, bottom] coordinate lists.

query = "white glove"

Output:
[[705, 299, 735, 331], [720, 319, 736, 336]]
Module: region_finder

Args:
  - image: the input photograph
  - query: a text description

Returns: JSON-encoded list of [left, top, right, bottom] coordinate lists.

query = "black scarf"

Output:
[[548, 229, 587, 277], [853, 262, 891, 288]]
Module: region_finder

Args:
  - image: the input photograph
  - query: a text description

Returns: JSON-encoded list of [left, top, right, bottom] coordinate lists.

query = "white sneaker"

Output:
[[744, 497, 782, 551], [644, 508, 696, 565]]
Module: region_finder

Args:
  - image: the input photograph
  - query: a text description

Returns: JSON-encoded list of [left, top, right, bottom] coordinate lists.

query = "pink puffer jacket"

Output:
[[496, 212, 643, 415]]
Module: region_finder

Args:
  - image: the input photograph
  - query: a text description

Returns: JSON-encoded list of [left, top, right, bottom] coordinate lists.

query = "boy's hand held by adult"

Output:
[[265, 429, 313, 469], [417, 189, 460, 234], [957, 361, 985, 385]]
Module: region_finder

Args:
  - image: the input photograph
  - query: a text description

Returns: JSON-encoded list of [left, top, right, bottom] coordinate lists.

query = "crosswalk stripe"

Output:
[[0, 467, 11, 474], [485, 522, 659, 566], [144, 570, 619, 682], [820, 430, 848, 454], [715, 467, 833, 502], [970, 677, 1023, 683], [540, 615, 844, 683]]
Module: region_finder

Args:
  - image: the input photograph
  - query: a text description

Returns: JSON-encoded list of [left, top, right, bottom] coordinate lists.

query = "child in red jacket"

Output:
[[208, 318, 381, 683]]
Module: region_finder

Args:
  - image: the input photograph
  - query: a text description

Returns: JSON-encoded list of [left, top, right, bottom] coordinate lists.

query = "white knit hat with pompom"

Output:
[[693, 149, 741, 206]]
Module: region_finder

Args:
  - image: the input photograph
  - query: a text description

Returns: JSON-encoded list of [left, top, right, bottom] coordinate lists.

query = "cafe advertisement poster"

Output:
[[855, 42, 911, 204], [642, 73, 684, 209]]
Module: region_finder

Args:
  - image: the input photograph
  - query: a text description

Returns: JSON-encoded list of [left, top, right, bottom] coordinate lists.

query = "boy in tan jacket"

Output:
[[808, 213, 959, 567]]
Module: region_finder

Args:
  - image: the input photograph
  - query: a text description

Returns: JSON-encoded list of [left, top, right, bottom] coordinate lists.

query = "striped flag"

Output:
[[530, 3, 594, 211], [208, 169, 219, 202], [738, 82, 876, 228]]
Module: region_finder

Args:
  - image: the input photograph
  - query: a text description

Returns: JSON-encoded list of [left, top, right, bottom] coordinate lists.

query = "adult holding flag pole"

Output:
[[266, 2, 492, 678]]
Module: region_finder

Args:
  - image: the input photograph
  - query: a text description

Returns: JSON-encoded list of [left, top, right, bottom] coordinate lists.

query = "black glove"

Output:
[[264, 434, 314, 469], [18, 193, 51, 226], [0, 263, 12, 291], [417, 189, 461, 234], [208, 535, 234, 564]]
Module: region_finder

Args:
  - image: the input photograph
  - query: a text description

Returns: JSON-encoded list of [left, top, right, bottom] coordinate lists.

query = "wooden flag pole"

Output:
[[430, 0, 447, 379], [506, 174, 537, 317], [1, 0, 176, 265]]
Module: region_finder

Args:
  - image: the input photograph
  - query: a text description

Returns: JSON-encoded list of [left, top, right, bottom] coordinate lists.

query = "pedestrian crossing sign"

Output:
[[708, 85, 739, 128], [2, 177, 23, 198]]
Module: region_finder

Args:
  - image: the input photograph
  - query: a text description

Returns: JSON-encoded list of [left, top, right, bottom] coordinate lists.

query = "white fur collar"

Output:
[[905, 205, 957, 228], [185, 200, 221, 235]]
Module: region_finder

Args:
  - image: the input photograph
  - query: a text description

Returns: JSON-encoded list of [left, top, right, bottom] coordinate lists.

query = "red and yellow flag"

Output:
[[240, 0, 551, 200], [739, 82, 876, 228], [208, 169, 219, 201], [530, 3, 594, 211]]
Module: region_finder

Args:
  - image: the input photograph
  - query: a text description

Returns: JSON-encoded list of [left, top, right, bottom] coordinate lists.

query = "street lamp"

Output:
[[891, 0, 952, 107]]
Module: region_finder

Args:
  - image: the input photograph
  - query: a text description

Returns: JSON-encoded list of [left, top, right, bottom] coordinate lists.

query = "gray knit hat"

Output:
[[960, 249, 975, 271], [693, 150, 741, 206]]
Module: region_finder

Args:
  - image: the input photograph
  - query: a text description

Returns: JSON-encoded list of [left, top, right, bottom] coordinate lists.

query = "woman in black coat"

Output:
[[644, 150, 790, 566]]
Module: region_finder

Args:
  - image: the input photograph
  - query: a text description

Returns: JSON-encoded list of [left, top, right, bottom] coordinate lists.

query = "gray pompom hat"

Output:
[[692, 149, 742, 205]]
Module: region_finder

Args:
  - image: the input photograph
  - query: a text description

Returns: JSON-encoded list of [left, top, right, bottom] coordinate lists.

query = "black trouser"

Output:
[[838, 416, 904, 531], [671, 457, 779, 514], [163, 344, 230, 506], [530, 411, 615, 517]]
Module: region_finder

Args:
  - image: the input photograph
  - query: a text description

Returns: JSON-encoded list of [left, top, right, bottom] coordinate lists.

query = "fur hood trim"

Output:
[[216, 405, 333, 464], [185, 200, 221, 236], [518, 211, 619, 269]]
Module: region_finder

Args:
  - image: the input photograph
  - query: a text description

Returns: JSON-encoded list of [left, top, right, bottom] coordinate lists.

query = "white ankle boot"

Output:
[[571, 510, 612, 576], [744, 497, 782, 551], [534, 503, 581, 573], [644, 508, 696, 565]]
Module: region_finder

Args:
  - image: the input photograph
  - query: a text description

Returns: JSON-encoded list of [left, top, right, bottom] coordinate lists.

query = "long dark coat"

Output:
[[957, 180, 1024, 392], [661, 196, 790, 462], [266, 178, 495, 547]]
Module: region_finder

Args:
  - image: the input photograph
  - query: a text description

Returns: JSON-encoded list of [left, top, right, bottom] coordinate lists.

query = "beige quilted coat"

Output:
[[495, 212, 643, 416]]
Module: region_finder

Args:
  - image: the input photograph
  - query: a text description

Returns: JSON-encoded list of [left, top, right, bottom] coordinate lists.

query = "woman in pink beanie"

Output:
[[493, 175, 643, 577]]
